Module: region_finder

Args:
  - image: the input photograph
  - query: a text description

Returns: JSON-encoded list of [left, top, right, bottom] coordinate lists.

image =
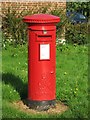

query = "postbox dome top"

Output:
[[23, 14, 60, 24]]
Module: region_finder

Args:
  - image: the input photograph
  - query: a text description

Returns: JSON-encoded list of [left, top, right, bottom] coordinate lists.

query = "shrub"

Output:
[[2, 7, 27, 47], [2, 6, 66, 47], [65, 22, 88, 45], [2, 6, 88, 46], [49, 8, 88, 45], [50, 8, 67, 39]]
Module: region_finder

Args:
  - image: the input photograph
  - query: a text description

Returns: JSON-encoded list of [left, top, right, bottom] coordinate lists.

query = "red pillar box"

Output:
[[23, 14, 60, 111]]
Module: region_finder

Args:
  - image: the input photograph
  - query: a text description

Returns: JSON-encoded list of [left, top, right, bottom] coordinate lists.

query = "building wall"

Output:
[[1, 1, 66, 15]]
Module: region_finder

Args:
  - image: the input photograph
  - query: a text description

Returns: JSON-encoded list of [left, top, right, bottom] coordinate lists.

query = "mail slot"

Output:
[[23, 14, 60, 111], [37, 35, 52, 42]]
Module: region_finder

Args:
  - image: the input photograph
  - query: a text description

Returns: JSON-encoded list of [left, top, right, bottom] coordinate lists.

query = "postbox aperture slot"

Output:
[[37, 35, 52, 42], [38, 35, 52, 38]]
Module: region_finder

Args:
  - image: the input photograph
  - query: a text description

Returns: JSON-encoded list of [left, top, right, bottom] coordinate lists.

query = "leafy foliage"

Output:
[[65, 22, 88, 45], [2, 7, 27, 47], [2, 6, 65, 46], [2, 4, 89, 46], [67, 2, 90, 18]]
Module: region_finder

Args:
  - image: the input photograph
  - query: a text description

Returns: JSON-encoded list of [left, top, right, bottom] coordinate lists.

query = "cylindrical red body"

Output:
[[23, 14, 60, 111], [28, 25, 56, 100]]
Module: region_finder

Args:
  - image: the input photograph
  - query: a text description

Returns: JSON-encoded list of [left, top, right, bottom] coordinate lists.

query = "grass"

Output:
[[2, 43, 88, 118]]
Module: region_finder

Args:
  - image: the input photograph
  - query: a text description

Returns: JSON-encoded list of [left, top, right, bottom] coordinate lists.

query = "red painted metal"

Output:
[[23, 14, 60, 23], [23, 14, 60, 101]]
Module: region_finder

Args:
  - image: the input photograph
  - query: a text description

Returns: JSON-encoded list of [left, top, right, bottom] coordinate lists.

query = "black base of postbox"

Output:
[[27, 99, 56, 111]]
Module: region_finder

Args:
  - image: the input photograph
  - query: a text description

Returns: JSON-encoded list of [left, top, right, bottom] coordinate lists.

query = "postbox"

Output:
[[23, 14, 60, 111]]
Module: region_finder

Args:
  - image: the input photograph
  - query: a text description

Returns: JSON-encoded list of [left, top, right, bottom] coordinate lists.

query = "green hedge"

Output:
[[2, 8, 27, 47], [65, 22, 88, 45], [2, 7, 88, 47]]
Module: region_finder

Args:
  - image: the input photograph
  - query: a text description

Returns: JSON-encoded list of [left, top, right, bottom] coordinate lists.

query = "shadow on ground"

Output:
[[2, 73, 68, 115], [2, 73, 28, 99]]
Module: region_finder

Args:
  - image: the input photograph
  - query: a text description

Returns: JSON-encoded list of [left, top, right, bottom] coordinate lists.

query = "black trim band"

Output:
[[27, 99, 56, 111]]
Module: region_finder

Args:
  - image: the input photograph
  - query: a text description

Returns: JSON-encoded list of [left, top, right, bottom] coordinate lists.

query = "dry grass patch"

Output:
[[13, 100, 68, 116]]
